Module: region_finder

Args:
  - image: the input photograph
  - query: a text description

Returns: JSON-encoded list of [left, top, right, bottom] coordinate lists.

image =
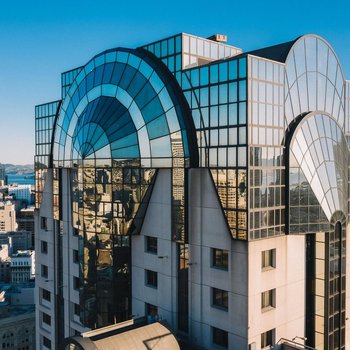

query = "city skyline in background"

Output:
[[0, 0, 349, 164]]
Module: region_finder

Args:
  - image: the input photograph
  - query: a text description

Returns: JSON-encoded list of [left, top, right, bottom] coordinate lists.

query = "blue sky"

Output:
[[0, 0, 349, 164]]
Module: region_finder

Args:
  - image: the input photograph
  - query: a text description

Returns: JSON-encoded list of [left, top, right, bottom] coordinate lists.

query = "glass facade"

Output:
[[61, 67, 83, 99], [346, 81, 350, 146], [289, 113, 348, 229], [181, 56, 248, 239], [248, 56, 285, 240], [285, 36, 345, 129], [35, 100, 61, 208], [35, 32, 349, 349]]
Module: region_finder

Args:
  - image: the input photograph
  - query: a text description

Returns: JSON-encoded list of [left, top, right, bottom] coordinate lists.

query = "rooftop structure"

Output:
[[64, 318, 180, 350]]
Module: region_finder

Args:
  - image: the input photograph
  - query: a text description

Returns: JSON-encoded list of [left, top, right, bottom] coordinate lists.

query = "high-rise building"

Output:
[[35, 33, 350, 350]]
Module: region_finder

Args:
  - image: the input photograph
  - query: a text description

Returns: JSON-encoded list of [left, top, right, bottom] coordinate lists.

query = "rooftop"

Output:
[[65, 318, 180, 350]]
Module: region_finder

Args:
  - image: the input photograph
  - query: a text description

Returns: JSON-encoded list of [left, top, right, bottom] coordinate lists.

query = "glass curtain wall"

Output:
[[247, 56, 285, 240], [35, 100, 61, 208], [181, 56, 248, 239], [288, 113, 348, 350]]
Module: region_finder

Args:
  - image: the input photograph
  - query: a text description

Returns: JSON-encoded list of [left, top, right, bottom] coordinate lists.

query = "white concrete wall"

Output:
[[188, 168, 249, 350], [36, 169, 86, 350], [132, 169, 178, 327], [35, 169, 56, 350], [247, 234, 306, 348]]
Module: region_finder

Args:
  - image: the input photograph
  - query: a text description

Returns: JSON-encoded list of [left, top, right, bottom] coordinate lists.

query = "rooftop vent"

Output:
[[207, 34, 227, 43]]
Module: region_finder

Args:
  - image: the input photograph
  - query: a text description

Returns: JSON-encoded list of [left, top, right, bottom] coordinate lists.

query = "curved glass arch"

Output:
[[289, 113, 348, 222], [52, 47, 198, 328], [285, 35, 345, 129], [53, 48, 197, 168]]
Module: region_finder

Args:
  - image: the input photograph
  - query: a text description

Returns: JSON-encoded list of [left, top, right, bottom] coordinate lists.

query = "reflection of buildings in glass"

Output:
[[35, 33, 350, 350]]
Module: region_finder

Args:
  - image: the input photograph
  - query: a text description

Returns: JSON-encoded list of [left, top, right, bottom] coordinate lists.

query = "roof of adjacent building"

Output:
[[245, 38, 300, 62], [65, 319, 180, 350]]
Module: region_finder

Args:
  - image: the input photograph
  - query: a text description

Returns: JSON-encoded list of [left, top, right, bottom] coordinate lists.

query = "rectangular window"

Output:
[[261, 289, 276, 309], [73, 276, 80, 290], [42, 288, 50, 302], [146, 270, 158, 288], [41, 217, 48, 230], [261, 329, 275, 348], [74, 303, 80, 316], [145, 236, 158, 254], [261, 249, 276, 269], [73, 249, 79, 263], [146, 303, 158, 316], [41, 241, 48, 254], [42, 312, 51, 325], [212, 248, 229, 270], [43, 336, 51, 349], [212, 288, 228, 310], [212, 327, 228, 348], [41, 264, 48, 278], [73, 228, 79, 236]]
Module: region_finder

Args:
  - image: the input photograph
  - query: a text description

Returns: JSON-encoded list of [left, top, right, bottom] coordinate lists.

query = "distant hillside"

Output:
[[4, 164, 34, 175]]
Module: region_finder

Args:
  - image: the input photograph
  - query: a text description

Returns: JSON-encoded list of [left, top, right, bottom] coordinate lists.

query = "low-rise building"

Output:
[[10, 251, 35, 284], [0, 230, 32, 253], [7, 185, 32, 204], [0, 285, 35, 350]]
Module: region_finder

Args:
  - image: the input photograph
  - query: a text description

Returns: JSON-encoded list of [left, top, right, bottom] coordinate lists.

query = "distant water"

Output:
[[6, 174, 35, 186]]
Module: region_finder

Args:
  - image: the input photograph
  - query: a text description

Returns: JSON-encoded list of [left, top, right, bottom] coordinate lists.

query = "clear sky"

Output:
[[0, 0, 349, 165]]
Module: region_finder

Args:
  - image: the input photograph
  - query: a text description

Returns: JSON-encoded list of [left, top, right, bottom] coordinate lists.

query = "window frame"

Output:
[[41, 264, 48, 278], [145, 236, 158, 254], [73, 249, 79, 263], [261, 328, 275, 348], [212, 287, 229, 311], [41, 241, 48, 254], [41, 217, 48, 231], [43, 336, 51, 349], [145, 269, 158, 288], [261, 288, 276, 310], [74, 303, 80, 316], [212, 248, 229, 270], [212, 326, 228, 348], [146, 302, 158, 317], [261, 249, 276, 270], [42, 288, 51, 302], [42, 312, 51, 326], [73, 276, 80, 290]]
